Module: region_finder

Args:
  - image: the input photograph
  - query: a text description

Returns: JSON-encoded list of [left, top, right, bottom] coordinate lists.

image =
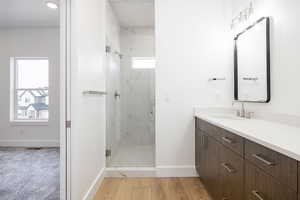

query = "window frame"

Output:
[[10, 57, 50, 125]]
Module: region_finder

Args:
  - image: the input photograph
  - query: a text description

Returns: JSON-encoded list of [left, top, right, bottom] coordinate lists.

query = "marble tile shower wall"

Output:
[[120, 28, 155, 146]]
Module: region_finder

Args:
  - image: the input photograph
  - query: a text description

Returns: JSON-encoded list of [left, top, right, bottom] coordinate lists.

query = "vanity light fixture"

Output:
[[231, 1, 254, 29], [46, 1, 59, 9]]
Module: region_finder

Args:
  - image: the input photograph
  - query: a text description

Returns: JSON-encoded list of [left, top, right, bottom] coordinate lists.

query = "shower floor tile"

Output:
[[107, 142, 155, 167]]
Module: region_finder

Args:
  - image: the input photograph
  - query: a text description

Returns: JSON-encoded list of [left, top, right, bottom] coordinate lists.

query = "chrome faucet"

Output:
[[240, 102, 245, 118], [232, 101, 246, 118]]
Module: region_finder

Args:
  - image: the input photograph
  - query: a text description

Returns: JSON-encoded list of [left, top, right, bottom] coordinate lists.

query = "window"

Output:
[[11, 58, 49, 121], [132, 57, 156, 69]]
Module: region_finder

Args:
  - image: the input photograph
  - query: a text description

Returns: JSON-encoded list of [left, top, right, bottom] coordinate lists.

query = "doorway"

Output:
[[0, 0, 67, 199]]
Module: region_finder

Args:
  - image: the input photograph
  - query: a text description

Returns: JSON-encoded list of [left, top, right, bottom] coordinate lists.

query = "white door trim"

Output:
[[60, 0, 71, 199]]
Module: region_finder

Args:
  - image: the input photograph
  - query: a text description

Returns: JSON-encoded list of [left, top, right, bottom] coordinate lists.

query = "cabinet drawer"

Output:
[[219, 145, 244, 200], [245, 161, 297, 200], [220, 129, 244, 156], [245, 140, 297, 191], [199, 119, 222, 140]]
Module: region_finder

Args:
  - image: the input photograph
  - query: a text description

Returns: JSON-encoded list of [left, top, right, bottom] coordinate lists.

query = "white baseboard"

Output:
[[105, 165, 197, 178], [155, 165, 197, 177], [0, 140, 60, 147], [82, 167, 105, 200], [105, 167, 156, 177]]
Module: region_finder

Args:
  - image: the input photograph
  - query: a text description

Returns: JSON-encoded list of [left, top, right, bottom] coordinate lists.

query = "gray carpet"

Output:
[[0, 148, 60, 200]]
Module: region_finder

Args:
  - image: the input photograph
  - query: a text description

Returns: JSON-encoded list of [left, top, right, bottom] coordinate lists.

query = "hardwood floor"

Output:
[[94, 177, 212, 200]]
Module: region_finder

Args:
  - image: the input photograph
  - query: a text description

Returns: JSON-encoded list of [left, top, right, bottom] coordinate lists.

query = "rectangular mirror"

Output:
[[234, 17, 270, 103]]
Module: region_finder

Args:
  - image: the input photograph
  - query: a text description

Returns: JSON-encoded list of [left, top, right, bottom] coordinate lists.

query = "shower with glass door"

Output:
[[105, 0, 155, 168], [105, 25, 156, 167]]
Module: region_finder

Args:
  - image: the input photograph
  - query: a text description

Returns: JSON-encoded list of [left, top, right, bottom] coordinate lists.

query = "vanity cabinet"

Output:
[[195, 117, 300, 200]]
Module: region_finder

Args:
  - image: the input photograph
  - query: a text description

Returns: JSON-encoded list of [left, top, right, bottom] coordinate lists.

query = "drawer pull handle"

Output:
[[252, 190, 264, 200], [221, 163, 236, 173], [252, 154, 275, 166], [222, 136, 234, 144]]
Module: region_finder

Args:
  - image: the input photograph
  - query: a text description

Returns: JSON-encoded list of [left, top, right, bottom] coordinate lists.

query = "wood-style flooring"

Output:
[[94, 177, 212, 200]]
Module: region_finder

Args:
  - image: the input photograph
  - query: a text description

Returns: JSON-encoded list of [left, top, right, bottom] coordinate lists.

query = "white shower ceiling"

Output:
[[0, 0, 59, 28], [109, 0, 155, 28]]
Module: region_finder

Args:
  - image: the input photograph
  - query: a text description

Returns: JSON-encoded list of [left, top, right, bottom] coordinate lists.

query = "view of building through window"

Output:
[[15, 58, 49, 120]]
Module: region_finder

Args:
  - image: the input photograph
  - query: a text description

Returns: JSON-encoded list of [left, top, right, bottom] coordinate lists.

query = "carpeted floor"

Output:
[[0, 147, 60, 200]]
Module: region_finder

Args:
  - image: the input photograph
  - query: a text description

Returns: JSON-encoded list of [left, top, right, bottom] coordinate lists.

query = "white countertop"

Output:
[[194, 108, 300, 161]]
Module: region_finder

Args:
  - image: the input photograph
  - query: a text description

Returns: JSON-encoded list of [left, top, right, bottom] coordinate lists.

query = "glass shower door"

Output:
[[105, 44, 121, 166]]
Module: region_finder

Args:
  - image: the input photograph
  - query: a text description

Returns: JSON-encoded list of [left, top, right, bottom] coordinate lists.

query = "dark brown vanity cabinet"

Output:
[[195, 117, 300, 200]]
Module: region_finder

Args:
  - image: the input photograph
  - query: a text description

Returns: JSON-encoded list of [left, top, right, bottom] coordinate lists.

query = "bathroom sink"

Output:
[[209, 114, 245, 120]]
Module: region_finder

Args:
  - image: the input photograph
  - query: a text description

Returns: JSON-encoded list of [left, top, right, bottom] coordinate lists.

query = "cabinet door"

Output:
[[204, 135, 221, 199], [245, 140, 297, 191], [245, 161, 297, 200], [196, 129, 207, 180], [195, 126, 202, 176], [298, 163, 300, 194], [219, 145, 244, 200]]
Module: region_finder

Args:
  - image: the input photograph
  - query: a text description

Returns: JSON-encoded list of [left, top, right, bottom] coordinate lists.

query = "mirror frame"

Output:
[[234, 17, 271, 103]]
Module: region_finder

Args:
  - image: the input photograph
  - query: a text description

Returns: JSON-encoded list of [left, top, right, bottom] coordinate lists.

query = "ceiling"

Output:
[[0, 0, 59, 28], [109, 0, 155, 27]]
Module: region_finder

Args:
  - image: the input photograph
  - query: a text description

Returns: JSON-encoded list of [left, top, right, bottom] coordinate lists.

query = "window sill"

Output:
[[10, 120, 49, 126]]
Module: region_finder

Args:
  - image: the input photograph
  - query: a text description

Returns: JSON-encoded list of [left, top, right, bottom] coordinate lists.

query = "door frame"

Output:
[[60, 0, 71, 199]]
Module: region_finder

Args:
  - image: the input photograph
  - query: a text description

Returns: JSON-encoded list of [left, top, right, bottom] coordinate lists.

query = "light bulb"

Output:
[[46, 2, 58, 9]]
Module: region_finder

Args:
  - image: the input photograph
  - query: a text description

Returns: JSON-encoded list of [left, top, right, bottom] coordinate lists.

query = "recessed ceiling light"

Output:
[[46, 1, 58, 9]]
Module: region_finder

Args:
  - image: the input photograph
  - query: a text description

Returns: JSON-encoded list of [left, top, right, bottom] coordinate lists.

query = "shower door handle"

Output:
[[114, 91, 121, 99]]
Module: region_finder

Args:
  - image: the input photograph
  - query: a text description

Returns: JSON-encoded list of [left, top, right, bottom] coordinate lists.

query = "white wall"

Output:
[[120, 27, 155, 146], [155, 0, 300, 170], [70, 0, 106, 199], [230, 0, 300, 116], [155, 0, 233, 167], [0, 28, 60, 147]]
